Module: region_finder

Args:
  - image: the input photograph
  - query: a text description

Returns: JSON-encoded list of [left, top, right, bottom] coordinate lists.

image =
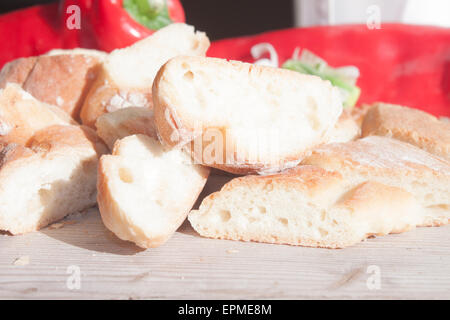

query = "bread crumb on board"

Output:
[[226, 249, 239, 254], [47, 220, 77, 230], [13, 256, 30, 266]]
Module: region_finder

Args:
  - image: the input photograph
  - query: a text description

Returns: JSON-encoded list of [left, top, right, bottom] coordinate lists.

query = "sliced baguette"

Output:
[[303, 136, 450, 227], [153, 55, 343, 174], [361, 102, 450, 161], [0, 124, 107, 234], [98, 134, 210, 248], [95, 107, 156, 150], [189, 166, 422, 248], [0, 50, 105, 120], [80, 23, 210, 127], [0, 84, 107, 234], [189, 137, 450, 248], [0, 57, 37, 88]]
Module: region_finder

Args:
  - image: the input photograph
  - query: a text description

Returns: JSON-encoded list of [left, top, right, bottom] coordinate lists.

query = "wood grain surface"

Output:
[[1, 175, 449, 300]]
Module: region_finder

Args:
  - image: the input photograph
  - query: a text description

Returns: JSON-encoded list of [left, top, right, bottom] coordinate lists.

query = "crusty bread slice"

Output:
[[0, 124, 107, 234], [189, 166, 422, 248], [95, 107, 156, 150], [153, 55, 343, 175], [189, 137, 450, 248], [0, 83, 76, 145], [80, 23, 210, 128], [303, 136, 450, 227], [361, 103, 450, 161], [98, 134, 210, 248], [23, 54, 104, 120], [0, 49, 105, 120]]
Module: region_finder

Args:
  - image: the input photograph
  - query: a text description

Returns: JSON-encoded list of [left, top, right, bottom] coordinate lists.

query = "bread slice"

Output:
[[95, 107, 157, 150], [0, 83, 76, 145], [153, 55, 342, 175], [189, 137, 450, 248], [361, 103, 450, 161], [0, 124, 107, 234], [0, 50, 105, 120], [80, 23, 210, 128], [303, 136, 450, 227], [98, 134, 210, 248]]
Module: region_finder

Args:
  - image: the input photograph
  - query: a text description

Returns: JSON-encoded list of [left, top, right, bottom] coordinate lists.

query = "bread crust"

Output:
[[0, 83, 76, 145], [95, 107, 157, 150], [0, 51, 105, 120], [189, 165, 422, 248], [0, 124, 107, 234], [80, 23, 210, 128], [23, 54, 103, 120], [153, 56, 342, 175], [0, 84, 107, 234], [362, 102, 450, 161]]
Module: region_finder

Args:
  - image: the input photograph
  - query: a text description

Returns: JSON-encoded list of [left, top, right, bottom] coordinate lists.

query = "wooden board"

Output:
[[1, 175, 449, 299]]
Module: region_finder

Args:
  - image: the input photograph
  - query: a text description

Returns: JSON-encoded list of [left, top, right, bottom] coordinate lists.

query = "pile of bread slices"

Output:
[[0, 23, 448, 249]]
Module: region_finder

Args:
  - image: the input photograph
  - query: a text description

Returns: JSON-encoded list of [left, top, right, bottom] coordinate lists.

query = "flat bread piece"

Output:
[[153, 55, 342, 174], [190, 137, 450, 248], [98, 134, 210, 248], [361, 102, 450, 161]]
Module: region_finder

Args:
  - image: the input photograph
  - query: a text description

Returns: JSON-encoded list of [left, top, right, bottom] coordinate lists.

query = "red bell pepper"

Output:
[[0, 0, 185, 68], [208, 24, 450, 117]]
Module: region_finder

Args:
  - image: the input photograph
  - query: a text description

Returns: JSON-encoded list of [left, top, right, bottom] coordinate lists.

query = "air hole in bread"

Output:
[[219, 209, 231, 222], [258, 206, 267, 214], [181, 62, 191, 70], [183, 71, 194, 81], [118, 167, 133, 184], [38, 186, 52, 207], [278, 218, 289, 226]]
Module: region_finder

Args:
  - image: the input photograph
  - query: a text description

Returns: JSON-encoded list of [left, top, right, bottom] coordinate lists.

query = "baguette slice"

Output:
[[0, 50, 105, 120], [303, 136, 450, 227], [0, 83, 76, 145], [0, 57, 37, 88], [0, 124, 107, 234], [189, 137, 450, 248], [153, 56, 342, 174], [95, 107, 157, 150], [189, 166, 421, 248], [98, 134, 210, 248], [80, 23, 210, 127], [361, 102, 450, 161]]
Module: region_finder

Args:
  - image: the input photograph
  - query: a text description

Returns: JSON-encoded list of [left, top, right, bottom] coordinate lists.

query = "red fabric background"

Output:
[[208, 24, 450, 117]]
